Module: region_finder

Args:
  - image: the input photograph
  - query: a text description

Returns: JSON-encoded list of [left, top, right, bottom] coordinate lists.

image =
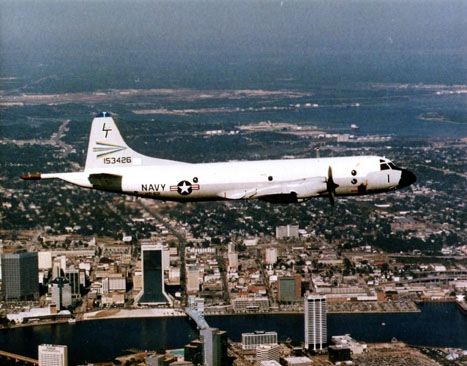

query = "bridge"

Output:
[[0, 350, 38, 365], [185, 307, 210, 330]]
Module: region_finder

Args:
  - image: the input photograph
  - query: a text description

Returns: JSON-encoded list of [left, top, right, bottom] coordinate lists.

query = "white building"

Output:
[[38, 344, 68, 366], [102, 277, 126, 293], [186, 265, 200, 294], [265, 248, 278, 265], [256, 344, 281, 362], [331, 334, 367, 354], [241, 331, 278, 350], [38, 252, 53, 270], [228, 252, 238, 271], [276, 225, 299, 240], [304, 294, 327, 351]]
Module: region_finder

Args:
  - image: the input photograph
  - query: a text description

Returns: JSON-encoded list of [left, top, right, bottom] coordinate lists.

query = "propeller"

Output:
[[326, 166, 339, 206]]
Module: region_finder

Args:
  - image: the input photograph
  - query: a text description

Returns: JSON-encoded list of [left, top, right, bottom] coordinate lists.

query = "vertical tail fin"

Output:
[[84, 113, 184, 170]]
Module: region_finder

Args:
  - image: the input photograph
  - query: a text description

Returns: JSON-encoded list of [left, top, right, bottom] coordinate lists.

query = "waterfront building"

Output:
[[256, 344, 281, 362], [51, 277, 72, 309], [278, 275, 301, 303], [304, 294, 327, 351], [275, 225, 299, 240], [232, 296, 269, 313], [200, 328, 227, 366], [265, 248, 278, 265], [1, 251, 38, 300], [38, 344, 68, 366], [140, 244, 170, 304], [241, 330, 278, 350], [331, 334, 367, 354]]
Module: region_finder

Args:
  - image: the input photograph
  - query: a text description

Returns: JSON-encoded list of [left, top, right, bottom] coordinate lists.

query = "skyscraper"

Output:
[[50, 277, 72, 309], [1, 252, 38, 300], [64, 267, 80, 298], [304, 294, 327, 351], [278, 275, 302, 303], [38, 344, 68, 366], [200, 328, 228, 366], [140, 244, 170, 304]]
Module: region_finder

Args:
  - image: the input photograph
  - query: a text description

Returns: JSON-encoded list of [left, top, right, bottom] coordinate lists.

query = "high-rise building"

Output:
[[265, 248, 277, 265], [228, 252, 238, 271], [64, 267, 80, 298], [50, 277, 72, 309], [200, 328, 228, 366], [278, 275, 302, 303], [275, 225, 299, 240], [304, 295, 327, 351], [241, 330, 278, 350], [140, 244, 170, 304], [38, 344, 68, 366], [256, 344, 281, 363], [186, 264, 200, 294], [1, 252, 38, 300]]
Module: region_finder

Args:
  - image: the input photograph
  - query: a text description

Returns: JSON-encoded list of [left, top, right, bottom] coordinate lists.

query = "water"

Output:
[[0, 303, 465, 364]]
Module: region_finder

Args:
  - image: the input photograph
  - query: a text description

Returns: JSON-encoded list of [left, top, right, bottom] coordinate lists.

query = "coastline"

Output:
[[81, 308, 186, 321], [3, 301, 460, 330]]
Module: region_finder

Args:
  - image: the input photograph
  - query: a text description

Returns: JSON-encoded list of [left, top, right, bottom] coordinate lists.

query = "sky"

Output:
[[1, 0, 466, 89]]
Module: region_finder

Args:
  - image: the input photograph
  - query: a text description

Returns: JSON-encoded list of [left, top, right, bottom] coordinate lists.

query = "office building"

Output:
[[275, 225, 299, 240], [51, 277, 72, 309], [241, 331, 278, 350], [278, 275, 301, 303], [1, 252, 38, 300], [64, 267, 80, 298], [232, 296, 269, 312], [200, 328, 227, 366], [256, 344, 281, 362], [304, 295, 327, 351], [228, 251, 238, 271], [140, 244, 170, 304], [38, 344, 68, 366], [186, 264, 200, 294], [264, 248, 277, 265]]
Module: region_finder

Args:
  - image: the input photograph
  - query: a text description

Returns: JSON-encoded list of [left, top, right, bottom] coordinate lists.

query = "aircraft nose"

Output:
[[398, 169, 416, 189]]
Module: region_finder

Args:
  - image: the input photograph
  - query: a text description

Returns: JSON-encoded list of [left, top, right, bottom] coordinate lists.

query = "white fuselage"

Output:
[[52, 155, 403, 203], [30, 115, 415, 204]]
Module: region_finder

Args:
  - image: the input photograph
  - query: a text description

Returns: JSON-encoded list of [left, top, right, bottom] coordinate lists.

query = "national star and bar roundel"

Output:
[[170, 180, 200, 195]]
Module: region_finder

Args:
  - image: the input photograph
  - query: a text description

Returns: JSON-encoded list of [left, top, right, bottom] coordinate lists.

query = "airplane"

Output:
[[21, 112, 416, 205]]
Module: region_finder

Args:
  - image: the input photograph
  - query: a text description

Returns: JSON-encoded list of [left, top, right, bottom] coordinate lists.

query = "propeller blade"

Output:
[[326, 166, 339, 206]]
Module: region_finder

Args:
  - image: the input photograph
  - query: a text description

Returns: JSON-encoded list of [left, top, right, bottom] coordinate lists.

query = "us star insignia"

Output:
[[170, 180, 200, 195]]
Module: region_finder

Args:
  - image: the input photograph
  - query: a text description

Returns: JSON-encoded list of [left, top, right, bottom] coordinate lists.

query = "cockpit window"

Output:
[[380, 163, 390, 170], [388, 162, 397, 169]]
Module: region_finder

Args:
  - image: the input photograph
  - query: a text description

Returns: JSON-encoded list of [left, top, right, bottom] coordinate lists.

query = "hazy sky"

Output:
[[1, 0, 466, 89]]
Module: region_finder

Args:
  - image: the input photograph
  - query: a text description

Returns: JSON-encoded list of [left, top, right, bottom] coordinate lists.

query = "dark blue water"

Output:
[[0, 303, 465, 364]]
